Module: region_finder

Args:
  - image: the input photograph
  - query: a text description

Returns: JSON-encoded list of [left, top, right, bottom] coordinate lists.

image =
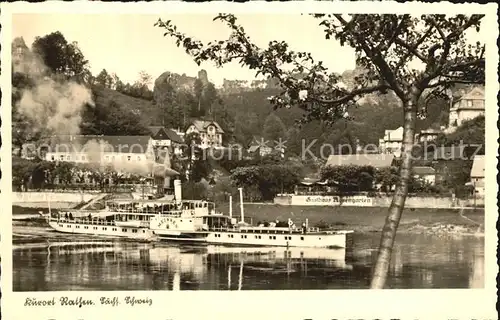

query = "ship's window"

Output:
[[76, 226, 79, 229], [103, 227, 107, 230], [122, 228, 127, 232], [318, 237, 321, 240], [269, 236, 272, 239], [143, 230, 146, 233], [132, 229, 137, 233], [273, 236, 276, 240], [67, 225, 71, 228]]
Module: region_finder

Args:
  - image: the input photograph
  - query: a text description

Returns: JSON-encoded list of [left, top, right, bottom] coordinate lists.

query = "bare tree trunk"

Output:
[[370, 93, 418, 289]]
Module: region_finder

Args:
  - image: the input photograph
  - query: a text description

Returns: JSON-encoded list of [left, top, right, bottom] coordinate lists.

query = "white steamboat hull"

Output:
[[154, 230, 353, 248], [48, 220, 155, 240]]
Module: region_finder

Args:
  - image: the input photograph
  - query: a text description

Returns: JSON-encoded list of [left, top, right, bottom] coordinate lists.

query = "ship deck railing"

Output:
[[208, 226, 322, 234], [49, 217, 150, 227]]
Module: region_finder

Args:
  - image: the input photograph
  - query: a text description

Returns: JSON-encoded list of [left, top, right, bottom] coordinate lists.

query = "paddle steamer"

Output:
[[43, 179, 354, 248], [150, 181, 354, 248]]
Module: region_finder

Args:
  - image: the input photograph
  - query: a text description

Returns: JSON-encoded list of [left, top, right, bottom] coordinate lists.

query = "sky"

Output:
[[12, 14, 357, 87]]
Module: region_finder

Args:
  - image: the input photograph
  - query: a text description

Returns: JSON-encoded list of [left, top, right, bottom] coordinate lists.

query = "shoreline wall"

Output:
[[12, 192, 95, 208], [274, 194, 484, 209]]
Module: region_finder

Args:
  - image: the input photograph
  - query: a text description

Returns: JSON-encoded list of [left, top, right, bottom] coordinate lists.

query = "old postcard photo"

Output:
[[1, 1, 498, 319]]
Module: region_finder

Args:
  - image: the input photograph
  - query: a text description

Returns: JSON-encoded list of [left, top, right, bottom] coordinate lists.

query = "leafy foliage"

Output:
[[32, 31, 89, 79], [81, 86, 151, 135], [320, 165, 376, 192], [436, 115, 485, 153], [231, 163, 302, 201]]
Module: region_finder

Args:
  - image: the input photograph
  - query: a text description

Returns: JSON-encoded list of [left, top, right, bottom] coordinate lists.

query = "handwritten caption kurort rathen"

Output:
[[24, 296, 153, 308]]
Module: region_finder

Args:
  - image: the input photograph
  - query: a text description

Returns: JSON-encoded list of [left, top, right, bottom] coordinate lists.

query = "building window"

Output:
[[51, 155, 55, 161], [59, 155, 64, 161], [105, 156, 109, 161], [467, 100, 473, 107], [81, 156, 86, 161]]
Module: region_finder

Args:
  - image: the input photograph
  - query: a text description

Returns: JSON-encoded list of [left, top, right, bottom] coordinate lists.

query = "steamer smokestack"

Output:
[[174, 179, 182, 203]]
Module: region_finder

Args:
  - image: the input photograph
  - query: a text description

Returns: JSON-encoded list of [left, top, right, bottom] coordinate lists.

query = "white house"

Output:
[[448, 86, 485, 130], [185, 120, 224, 149], [44, 135, 156, 174], [469, 155, 485, 197], [412, 166, 436, 185], [379, 127, 404, 157]]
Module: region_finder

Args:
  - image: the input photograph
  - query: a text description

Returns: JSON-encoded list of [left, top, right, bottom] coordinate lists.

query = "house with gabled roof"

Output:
[[148, 126, 183, 155], [186, 120, 224, 149], [378, 126, 404, 157], [469, 155, 485, 196], [448, 86, 485, 129], [247, 136, 284, 158], [412, 166, 436, 185]]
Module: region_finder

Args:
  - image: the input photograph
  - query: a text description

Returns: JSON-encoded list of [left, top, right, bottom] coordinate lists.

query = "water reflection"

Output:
[[12, 233, 484, 291]]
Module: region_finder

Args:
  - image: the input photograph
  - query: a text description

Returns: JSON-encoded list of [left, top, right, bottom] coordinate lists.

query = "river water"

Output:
[[12, 231, 484, 290]]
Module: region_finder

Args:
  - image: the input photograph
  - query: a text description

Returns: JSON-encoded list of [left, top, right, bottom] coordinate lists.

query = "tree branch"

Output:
[[395, 26, 435, 69], [314, 84, 390, 104], [333, 14, 406, 99]]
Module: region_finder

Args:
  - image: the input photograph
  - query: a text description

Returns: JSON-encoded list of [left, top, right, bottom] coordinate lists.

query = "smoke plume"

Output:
[[83, 138, 154, 177], [14, 48, 94, 137]]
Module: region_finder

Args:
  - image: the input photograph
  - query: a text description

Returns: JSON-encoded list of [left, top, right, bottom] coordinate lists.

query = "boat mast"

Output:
[[47, 193, 52, 217], [229, 195, 232, 219], [238, 187, 244, 223]]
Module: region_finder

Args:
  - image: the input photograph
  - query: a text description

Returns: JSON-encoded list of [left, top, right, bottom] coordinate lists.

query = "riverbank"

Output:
[[217, 203, 485, 235]]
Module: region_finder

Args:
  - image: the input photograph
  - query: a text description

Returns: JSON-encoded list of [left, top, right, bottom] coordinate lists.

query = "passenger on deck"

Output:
[[302, 222, 306, 234]]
